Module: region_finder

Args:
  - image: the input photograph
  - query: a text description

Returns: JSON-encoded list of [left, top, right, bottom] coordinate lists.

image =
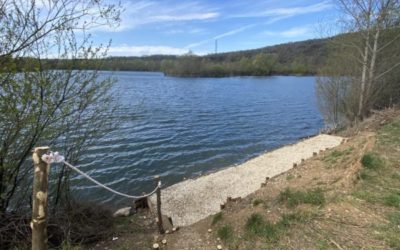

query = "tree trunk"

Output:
[[366, 27, 380, 109], [358, 27, 371, 120]]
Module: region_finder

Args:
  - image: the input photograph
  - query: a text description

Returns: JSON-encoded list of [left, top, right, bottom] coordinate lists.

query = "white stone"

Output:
[[153, 243, 160, 249], [162, 239, 167, 244], [217, 245, 223, 249], [113, 207, 131, 218], [208, 228, 212, 233]]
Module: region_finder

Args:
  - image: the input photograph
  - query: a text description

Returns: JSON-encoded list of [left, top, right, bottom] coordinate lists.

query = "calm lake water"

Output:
[[72, 72, 324, 206]]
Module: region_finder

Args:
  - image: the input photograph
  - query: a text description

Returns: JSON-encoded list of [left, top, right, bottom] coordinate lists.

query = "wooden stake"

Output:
[[32, 146, 50, 250], [155, 176, 164, 234]]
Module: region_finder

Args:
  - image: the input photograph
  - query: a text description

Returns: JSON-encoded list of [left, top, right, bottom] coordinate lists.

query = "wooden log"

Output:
[[32, 146, 50, 250], [154, 176, 164, 234]]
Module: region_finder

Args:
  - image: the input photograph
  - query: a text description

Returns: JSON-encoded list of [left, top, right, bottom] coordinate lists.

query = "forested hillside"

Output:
[[43, 37, 331, 77]]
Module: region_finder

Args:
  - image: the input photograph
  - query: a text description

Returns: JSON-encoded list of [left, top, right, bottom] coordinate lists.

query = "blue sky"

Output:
[[93, 0, 338, 56]]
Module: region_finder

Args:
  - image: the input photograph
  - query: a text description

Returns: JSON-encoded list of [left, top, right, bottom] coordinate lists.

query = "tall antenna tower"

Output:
[[215, 39, 218, 54]]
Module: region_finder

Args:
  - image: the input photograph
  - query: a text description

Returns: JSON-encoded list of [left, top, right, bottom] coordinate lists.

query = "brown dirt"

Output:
[[93, 108, 400, 250], [158, 132, 380, 250]]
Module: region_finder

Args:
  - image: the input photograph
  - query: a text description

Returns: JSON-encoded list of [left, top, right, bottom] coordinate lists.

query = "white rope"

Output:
[[42, 152, 160, 200]]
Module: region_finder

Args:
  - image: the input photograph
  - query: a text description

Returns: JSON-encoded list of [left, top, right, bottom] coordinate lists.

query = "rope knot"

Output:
[[41, 151, 65, 164]]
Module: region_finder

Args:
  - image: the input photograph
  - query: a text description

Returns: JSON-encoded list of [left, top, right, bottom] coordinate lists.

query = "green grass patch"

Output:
[[278, 188, 325, 208], [212, 212, 223, 225], [323, 147, 354, 165], [378, 120, 400, 147], [245, 212, 311, 243], [252, 199, 264, 207], [388, 212, 400, 226], [217, 224, 235, 242], [357, 169, 372, 181], [286, 174, 295, 181], [383, 193, 400, 207], [391, 172, 400, 180], [361, 153, 384, 169], [245, 213, 281, 242]]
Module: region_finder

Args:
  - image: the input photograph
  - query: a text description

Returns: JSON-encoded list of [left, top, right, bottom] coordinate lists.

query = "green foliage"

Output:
[[212, 212, 223, 225], [361, 153, 384, 169], [217, 224, 235, 242], [278, 188, 325, 208]]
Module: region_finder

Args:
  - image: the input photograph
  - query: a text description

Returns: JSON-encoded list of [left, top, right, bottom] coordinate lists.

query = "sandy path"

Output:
[[150, 134, 343, 227]]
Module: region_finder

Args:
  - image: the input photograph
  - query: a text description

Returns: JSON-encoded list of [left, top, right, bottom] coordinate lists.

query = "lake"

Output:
[[72, 72, 324, 206]]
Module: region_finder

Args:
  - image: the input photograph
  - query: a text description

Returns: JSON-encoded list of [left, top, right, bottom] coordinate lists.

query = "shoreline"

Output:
[[150, 134, 343, 227]]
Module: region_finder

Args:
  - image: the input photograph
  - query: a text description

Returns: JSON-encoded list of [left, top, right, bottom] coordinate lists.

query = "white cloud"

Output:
[[230, 1, 333, 22], [281, 27, 311, 37], [185, 24, 255, 49], [153, 12, 219, 21], [108, 45, 188, 56], [262, 26, 312, 38], [104, 1, 219, 31]]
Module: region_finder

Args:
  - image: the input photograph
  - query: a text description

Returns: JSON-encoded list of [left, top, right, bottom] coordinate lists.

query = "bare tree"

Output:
[[0, 0, 121, 217], [317, 0, 400, 125]]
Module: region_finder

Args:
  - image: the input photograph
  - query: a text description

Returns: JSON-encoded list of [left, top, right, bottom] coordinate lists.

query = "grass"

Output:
[[245, 212, 311, 243], [351, 119, 400, 249], [383, 212, 400, 249], [278, 188, 325, 208], [323, 147, 354, 165], [217, 224, 235, 242], [245, 213, 280, 242], [212, 212, 223, 225], [383, 193, 400, 207], [388, 212, 400, 226], [361, 152, 384, 169], [60, 242, 86, 250], [286, 174, 295, 181], [392, 172, 400, 180], [252, 199, 264, 207]]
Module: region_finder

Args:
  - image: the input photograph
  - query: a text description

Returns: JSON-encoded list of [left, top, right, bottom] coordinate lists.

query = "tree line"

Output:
[[37, 37, 331, 77]]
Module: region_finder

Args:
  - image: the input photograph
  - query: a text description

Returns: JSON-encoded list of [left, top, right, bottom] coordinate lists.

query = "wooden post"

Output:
[[155, 176, 164, 234], [31, 146, 50, 250]]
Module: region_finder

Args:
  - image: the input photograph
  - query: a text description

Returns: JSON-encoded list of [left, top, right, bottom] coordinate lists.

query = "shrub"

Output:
[[217, 225, 234, 242], [361, 153, 384, 169]]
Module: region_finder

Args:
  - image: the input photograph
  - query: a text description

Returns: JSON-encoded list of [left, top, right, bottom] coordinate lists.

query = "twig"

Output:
[[330, 239, 344, 250]]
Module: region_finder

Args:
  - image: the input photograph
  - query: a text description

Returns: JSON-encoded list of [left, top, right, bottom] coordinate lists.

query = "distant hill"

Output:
[[44, 37, 332, 77]]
